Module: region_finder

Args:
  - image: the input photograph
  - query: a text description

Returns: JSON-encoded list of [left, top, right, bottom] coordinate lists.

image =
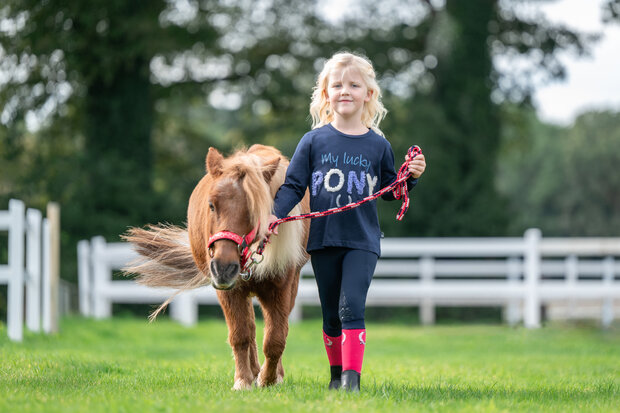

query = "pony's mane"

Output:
[[221, 150, 274, 240], [219, 146, 307, 278], [123, 144, 308, 320]]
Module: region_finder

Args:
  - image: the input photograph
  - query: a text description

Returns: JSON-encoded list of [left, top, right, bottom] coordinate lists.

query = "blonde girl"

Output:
[[309, 52, 388, 136], [269, 51, 426, 391]]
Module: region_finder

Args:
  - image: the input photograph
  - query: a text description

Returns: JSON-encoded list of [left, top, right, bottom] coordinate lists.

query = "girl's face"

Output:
[[325, 67, 371, 123]]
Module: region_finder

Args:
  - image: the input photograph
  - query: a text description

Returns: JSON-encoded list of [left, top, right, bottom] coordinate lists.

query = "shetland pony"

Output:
[[124, 144, 309, 390]]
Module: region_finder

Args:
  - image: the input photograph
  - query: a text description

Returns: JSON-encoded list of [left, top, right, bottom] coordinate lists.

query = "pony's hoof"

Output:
[[256, 370, 283, 387], [232, 378, 254, 391]]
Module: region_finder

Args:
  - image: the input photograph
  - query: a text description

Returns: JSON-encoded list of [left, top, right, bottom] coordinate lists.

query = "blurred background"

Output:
[[1, 0, 619, 320]]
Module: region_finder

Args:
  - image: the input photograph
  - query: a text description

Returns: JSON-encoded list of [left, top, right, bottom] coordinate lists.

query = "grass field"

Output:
[[1, 317, 619, 412]]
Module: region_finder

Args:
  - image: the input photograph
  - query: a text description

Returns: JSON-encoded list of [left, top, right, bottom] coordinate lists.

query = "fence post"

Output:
[[46, 203, 60, 333], [420, 256, 435, 325], [91, 236, 112, 318], [170, 294, 197, 326], [601, 256, 614, 329], [26, 208, 42, 332], [565, 254, 578, 321], [504, 257, 521, 326], [289, 300, 302, 323], [7, 199, 25, 342], [524, 228, 542, 328], [42, 219, 51, 333], [77, 240, 92, 316]]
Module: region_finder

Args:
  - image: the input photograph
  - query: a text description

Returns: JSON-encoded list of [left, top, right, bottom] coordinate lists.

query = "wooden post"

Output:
[[26, 208, 42, 332], [289, 300, 302, 323], [91, 236, 112, 318], [420, 256, 435, 325], [504, 257, 521, 326], [565, 254, 578, 321], [47, 202, 60, 333], [524, 228, 541, 329], [7, 199, 25, 342], [602, 256, 614, 329], [170, 294, 197, 326], [77, 240, 92, 316]]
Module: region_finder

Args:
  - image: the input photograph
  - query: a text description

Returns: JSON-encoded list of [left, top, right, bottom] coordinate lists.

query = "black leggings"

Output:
[[310, 247, 378, 337]]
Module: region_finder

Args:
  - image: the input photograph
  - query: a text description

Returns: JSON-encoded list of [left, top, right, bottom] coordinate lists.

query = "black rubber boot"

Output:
[[328, 365, 342, 390], [341, 369, 360, 392]]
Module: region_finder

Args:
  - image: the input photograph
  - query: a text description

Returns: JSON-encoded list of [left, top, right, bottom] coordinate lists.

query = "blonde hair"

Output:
[[310, 52, 388, 136]]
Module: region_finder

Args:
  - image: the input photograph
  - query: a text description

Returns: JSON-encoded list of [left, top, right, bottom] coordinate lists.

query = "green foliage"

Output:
[[498, 108, 620, 236], [1, 317, 619, 412], [376, 97, 460, 236], [425, 1, 508, 235], [0, 0, 605, 285]]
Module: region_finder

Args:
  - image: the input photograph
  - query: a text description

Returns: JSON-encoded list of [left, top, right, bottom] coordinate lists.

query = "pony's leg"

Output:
[[248, 307, 261, 379], [257, 303, 288, 387], [217, 290, 256, 390], [256, 275, 296, 387]]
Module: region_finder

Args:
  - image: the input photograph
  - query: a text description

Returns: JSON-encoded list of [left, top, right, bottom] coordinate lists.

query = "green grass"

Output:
[[1, 317, 619, 412]]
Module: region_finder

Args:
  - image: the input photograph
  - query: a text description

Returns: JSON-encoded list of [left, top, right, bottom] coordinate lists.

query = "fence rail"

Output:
[[78, 228, 620, 328]]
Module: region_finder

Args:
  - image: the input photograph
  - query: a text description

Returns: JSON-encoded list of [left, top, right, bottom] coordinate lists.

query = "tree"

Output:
[[0, 0, 331, 282], [0, 0, 599, 246], [0, 0, 328, 239], [497, 108, 620, 236], [2, 1, 203, 238]]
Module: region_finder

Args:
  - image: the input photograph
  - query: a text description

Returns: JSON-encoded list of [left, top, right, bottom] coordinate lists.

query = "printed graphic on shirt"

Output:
[[312, 151, 379, 203]]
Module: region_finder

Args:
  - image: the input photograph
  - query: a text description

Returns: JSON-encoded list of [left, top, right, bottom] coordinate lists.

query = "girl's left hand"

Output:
[[405, 153, 426, 179], [267, 214, 279, 235]]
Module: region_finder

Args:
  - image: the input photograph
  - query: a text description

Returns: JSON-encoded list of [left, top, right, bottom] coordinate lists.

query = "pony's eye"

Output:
[[208, 202, 215, 212]]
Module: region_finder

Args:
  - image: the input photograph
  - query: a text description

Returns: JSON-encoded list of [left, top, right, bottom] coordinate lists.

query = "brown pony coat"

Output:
[[124, 144, 309, 389]]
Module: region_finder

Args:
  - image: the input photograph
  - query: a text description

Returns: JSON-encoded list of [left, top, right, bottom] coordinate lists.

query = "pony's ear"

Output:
[[263, 157, 280, 183], [206, 147, 223, 176]]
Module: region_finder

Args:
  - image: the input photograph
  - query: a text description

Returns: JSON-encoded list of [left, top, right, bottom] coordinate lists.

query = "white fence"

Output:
[[77, 236, 206, 326], [1, 199, 55, 341], [78, 229, 620, 328]]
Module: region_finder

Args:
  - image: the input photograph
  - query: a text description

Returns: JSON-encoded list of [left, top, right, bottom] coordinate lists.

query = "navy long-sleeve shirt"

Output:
[[273, 123, 417, 256]]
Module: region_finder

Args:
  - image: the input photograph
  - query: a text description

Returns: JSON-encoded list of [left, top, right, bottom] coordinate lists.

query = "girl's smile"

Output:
[[326, 68, 371, 122]]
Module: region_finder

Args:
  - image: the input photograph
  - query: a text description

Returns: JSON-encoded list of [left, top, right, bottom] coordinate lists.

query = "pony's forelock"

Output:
[[225, 151, 274, 239]]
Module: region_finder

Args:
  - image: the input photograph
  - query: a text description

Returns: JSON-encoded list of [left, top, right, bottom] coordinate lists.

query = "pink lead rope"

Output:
[[230, 145, 422, 279], [267, 145, 422, 235]]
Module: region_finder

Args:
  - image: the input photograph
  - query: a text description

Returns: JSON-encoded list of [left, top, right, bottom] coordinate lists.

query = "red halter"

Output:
[[206, 224, 262, 281]]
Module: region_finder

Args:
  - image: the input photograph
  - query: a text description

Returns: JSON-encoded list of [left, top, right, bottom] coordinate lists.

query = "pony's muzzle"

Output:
[[210, 259, 240, 290]]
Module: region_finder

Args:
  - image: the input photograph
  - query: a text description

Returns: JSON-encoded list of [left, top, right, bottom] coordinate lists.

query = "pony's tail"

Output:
[[122, 224, 210, 321]]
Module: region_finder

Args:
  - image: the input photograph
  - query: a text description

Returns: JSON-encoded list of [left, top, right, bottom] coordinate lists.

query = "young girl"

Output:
[[268, 52, 426, 391]]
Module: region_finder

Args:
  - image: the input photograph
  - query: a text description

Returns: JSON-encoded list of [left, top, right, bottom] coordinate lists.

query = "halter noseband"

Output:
[[206, 224, 263, 281]]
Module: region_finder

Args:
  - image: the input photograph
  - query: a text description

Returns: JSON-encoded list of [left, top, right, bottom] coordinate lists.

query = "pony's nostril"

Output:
[[226, 263, 240, 277], [211, 260, 240, 283]]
